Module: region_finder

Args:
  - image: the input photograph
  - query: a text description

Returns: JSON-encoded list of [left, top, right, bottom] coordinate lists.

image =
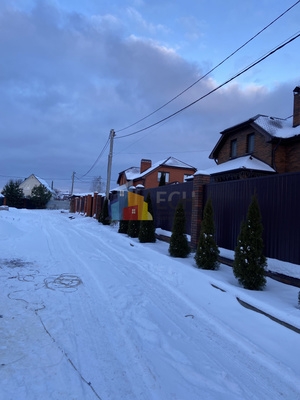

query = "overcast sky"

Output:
[[1, 0, 300, 193]]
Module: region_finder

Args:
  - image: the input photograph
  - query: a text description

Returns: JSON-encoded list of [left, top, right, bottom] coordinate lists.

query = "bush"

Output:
[[30, 185, 52, 209], [1, 179, 24, 208], [127, 220, 140, 238], [139, 193, 156, 243], [169, 201, 190, 258], [118, 220, 129, 234], [233, 195, 267, 290], [99, 198, 110, 225], [195, 198, 219, 270]]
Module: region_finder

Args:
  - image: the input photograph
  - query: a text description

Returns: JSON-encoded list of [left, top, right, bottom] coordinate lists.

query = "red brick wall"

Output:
[[217, 128, 273, 166], [141, 167, 195, 189], [293, 89, 300, 127], [190, 173, 210, 249], [284, 142, 300, 172]]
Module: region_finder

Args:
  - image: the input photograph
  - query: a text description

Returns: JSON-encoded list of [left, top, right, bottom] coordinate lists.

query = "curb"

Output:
[[236, 297, 300, 334]]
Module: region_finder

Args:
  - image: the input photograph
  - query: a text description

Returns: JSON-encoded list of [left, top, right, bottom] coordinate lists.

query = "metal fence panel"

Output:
[[144, 181, 194, 234], [205, 172, 300, 264]]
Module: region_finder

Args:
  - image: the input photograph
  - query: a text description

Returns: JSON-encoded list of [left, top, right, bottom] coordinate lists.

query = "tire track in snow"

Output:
[[34, 213, 300, 399], [37, 213, 157, 400], [86, 233, 299, 400]]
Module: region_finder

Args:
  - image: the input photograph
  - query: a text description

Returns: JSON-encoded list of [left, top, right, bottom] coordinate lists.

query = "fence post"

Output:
[[86, 194, 92, 217], [190, 173, 210, 250]]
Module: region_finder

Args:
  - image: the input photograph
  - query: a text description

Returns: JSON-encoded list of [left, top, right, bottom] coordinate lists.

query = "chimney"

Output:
[[293, 86, 300, 128], [140, 159, 152, 173]]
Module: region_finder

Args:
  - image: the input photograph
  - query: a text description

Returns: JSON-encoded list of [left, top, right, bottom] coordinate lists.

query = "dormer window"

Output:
[[247, 133, 254, 154], [230, 139, 237, 158]]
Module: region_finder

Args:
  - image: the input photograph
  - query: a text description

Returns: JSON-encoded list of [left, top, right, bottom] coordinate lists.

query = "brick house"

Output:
[[207, 86, 300, 181], [117, 157, 197, 189]]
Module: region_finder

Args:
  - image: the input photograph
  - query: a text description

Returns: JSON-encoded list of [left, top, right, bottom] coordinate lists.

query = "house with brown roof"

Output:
[[207, 86, 300, 182], [117, 157, 197, 189]]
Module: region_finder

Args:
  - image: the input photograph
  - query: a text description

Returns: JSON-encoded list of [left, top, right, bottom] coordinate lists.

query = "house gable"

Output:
[[209, 88, 300, 175], [19, 174, 53, 197], [117, 157, 197, 189]]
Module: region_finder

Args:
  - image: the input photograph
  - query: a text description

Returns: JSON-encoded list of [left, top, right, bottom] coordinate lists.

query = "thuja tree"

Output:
[[127, 220, 140, 238], [233, 194, 267, 290], [1, 179, 24, 208], [30, 185, 52, 209], [195, 198, 219, 270], [99, 198, 110, 225], [169, 201, 190, 258], [139, 193, 156, 243], [118, 220, 129, 234]]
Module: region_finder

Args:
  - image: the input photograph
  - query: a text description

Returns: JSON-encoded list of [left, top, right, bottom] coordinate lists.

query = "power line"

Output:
[[78, 135, 110, 178], [115, 31, 300, 139], [115, 0, 300, 134]]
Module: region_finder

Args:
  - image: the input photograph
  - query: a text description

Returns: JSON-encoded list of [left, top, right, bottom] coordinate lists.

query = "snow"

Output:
[[195, 155, 275, 176], [124, 157, 196, 182], [1, 208, 300, 400], [254, 115, 300, 139]]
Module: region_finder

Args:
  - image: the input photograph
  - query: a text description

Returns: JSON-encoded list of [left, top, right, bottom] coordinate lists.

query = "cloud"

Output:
[[0, 0, 298, 193]]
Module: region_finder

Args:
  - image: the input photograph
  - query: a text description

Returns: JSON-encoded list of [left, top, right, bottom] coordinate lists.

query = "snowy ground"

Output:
[[0, 208, 300, 400]]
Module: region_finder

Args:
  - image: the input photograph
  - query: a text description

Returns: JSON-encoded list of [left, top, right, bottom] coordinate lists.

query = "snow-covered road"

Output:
[[1, 209, 299, 399]]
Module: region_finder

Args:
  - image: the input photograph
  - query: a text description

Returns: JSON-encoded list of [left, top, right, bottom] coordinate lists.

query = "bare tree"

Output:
[[90, 176, 103, 193]]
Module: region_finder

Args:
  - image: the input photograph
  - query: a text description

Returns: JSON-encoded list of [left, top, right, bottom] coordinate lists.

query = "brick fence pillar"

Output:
[[86, 194, 93, 217], [92, 192, 98, 217], [190, 173, 210, 250]]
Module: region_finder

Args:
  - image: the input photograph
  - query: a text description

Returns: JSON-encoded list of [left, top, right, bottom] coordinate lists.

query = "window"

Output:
[[247, 133, 254, 154], [158, 171, 169, 183], [230, 139, 237, 158]]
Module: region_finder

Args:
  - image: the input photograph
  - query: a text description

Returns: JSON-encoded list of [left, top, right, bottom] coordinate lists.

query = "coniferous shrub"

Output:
[[118, 220, 129, 234], [169, 201, 190, 258], [139, 193, 156, 243], [233, 194, 267, 290], [1, 179, 24, 208], [30, 185, 52, 209], [99, 198, 110, 225], [127, 220, 140, 238], [195, 198, 219, 270]]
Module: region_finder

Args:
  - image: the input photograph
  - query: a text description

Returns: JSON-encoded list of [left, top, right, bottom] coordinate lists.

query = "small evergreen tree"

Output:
[[169, 201, 190, 258], [127, 220, 140, 238], [118, 220, 129, 234], [233, 195, 267, 290], [195, 198, 219, 270], [139, 193, 156, 243], [30, 185, 52, 209], [1, 179, 24, 208], [99, 198, 110, 225]]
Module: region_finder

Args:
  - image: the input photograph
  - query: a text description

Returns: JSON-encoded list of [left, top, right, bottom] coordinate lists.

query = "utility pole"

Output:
[[106, 129, 115, 199], [71, 171, 75, 195]]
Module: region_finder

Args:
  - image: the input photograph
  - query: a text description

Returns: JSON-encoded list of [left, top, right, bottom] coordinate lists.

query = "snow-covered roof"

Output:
[[254, 115, 300, 139], [110, 184, 128, 192], [123, 167, 140, 181], [124, 157, 196, 181], [195, 155, 275, 176], [34, 175, 53, 192]]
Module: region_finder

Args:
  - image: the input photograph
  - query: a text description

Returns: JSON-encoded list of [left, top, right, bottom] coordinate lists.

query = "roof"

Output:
[[118, 157, 197, 183], [195, 155, 276, 176], [254, 115, 300, 139], [209, 114, 300, 159], [20, 174, 54, 193]]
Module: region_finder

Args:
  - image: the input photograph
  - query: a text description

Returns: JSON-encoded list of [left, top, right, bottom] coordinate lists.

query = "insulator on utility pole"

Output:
[[106, 129, 115, 199]]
